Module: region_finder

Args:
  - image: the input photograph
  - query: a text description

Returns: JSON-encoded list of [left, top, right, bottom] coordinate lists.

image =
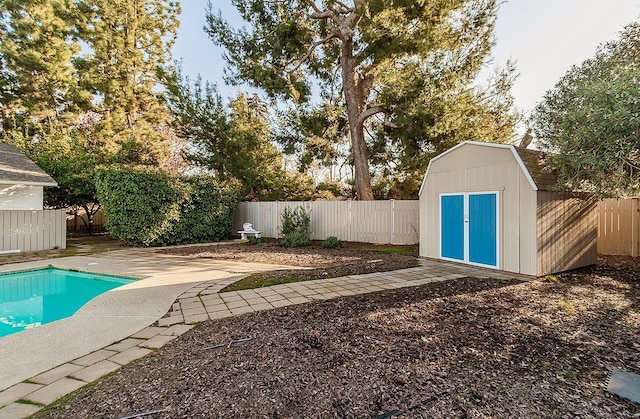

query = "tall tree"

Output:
[[75, 0, 181, 165], [206, 0, 499, 200], [531, 22, 640, 199]]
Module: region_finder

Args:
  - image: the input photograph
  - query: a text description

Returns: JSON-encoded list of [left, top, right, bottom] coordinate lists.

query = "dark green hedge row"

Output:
[[95, 167, 239, 247]]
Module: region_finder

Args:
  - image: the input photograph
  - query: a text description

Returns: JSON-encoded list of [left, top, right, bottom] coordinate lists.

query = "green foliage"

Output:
[[0, 0, 86, 128], [1, 0, 181, 178], [370, 63, 521, 198], [206, 0, 510, 200], [95, 167, 239, 247], [249, 236, 266, 244], [166, 73, 317, 201], [531, 22, 640, 198], [74, 0, 181, 165], [322, 236, 344, 249], [280, 206, 311, 247], [542, 274, 558, 282]]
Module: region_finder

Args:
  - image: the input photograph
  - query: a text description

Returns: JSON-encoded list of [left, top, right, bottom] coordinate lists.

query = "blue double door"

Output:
[[440, 192, 498, 268]]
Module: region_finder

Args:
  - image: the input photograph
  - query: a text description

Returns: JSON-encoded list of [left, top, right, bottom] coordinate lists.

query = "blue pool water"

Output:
[[0, 268, 134, 337]]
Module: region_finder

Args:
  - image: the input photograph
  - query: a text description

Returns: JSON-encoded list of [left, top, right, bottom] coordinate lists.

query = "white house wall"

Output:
[[0, 184, 44, 210], [419, 143, 538, 276]]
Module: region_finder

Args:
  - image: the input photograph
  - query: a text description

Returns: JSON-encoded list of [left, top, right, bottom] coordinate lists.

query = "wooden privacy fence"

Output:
[[0, 209, 67, 252], [598, 198, 640, 256], [234, 200, 420, 244], [67, 209, 106, 234]]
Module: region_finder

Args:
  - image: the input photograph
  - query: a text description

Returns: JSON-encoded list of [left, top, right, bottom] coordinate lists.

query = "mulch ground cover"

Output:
[[36, 255, 639, 418]]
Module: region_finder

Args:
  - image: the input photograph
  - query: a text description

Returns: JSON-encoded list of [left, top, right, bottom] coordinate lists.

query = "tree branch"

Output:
[[289, 33, 338, 72], [310, 10, 335, 19], [357, 106, 385, 126]]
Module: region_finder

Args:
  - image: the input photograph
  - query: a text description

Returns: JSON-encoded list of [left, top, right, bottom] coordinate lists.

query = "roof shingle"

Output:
[[514, 146, 558, 191], [0, 143, 58, 186]]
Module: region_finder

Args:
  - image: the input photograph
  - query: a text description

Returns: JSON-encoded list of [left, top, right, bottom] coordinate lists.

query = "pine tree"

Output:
[[207, 0, 502, 200], [75, 0, 181, 165]]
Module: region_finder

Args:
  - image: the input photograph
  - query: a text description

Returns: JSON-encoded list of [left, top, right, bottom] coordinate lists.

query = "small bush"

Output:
[[249, 236, 266, 244], [542, 274, 558, 282], [322, 236, 343, 249], [557, 298, 586, 315], [280, 206, 311, 247]]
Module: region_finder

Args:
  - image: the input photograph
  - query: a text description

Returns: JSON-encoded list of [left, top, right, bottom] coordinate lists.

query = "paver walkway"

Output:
[[0, 253, 529, 419], [161, 260, 524, 325]]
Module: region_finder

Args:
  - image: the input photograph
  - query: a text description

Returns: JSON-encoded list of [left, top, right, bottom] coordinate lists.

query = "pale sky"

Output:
[[173, 1, 640, 114]]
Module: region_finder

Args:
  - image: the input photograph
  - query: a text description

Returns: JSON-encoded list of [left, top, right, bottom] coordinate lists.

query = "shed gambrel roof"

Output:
[[0, 143, 58, 186], [513, 146, 558, 191], [418, 141, 558, 196]]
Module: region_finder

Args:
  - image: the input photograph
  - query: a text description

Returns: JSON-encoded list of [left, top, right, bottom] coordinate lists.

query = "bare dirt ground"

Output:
[[162, 241, 419, 290], [36, 255, 639, 418]]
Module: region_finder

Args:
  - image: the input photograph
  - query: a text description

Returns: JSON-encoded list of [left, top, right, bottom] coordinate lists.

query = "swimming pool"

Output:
[[0, 268, 134, 337]]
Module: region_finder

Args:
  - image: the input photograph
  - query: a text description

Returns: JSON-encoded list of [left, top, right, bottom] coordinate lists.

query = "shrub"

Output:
[[322, 236, 343, 249], [95, 167, 239, 247], [249, 236, 266, 244], [280, 206, 311, 247]]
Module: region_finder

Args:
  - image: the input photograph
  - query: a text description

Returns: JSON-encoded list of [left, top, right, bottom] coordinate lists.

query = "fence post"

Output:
[[391, 199, 395, 244], [632, 198, 639, 257]]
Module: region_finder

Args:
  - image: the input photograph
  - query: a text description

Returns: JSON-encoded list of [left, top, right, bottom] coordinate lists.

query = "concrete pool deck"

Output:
[[0, 246, 530, 418]]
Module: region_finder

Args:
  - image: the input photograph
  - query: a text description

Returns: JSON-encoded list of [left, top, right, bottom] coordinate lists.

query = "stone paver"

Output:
[[226, 299, 248, 309], [131, 326, 166, 340], [25, 377, 87, 406], [184, 314, 210, 324], [208, 310, 232, 319], [157, 316, 183, 327], [139, 334, 178, 349], [108, 347, 153, 366], [160, 324, 195, 337], [31, 364, 84, 386], [181, 307, 207, 317], [230, 306, 254, 315], [0, 383, 43, 407], [204, 305, 228, 315], [287, 296, 311, 304], [270, 299, 292, 308], [0, 402, 42, 419], [70, 360, 121, 383], [105, 338, 145, 352], [71, 349, 118, 367]]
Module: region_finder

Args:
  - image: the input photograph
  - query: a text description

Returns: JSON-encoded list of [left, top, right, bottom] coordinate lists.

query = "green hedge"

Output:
[[95, 167, 239, 247]]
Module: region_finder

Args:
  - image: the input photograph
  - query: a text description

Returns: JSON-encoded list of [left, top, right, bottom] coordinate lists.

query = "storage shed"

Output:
[[418, 141, 597, 277]]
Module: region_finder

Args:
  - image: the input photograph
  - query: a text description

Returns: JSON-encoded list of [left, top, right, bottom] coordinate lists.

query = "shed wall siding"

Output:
[[536, 192, 597, 276], [0, 184, 44, 210], [419, 143, 538, 275]]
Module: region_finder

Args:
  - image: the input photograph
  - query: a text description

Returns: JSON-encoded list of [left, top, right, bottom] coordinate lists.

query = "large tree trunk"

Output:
[[341, 39, 374, 201]]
